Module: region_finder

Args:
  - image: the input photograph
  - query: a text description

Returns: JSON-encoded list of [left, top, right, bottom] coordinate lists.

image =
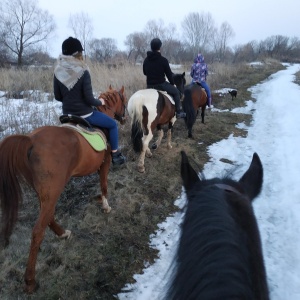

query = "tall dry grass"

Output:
[[0, 60, 147, 100], [0, 58, 282, 100], [0, 58, 283, 139]]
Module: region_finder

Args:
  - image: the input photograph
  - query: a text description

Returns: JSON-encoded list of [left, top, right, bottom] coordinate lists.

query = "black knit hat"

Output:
[[62, 37, 84, 55], [150, 38, 162, 51]]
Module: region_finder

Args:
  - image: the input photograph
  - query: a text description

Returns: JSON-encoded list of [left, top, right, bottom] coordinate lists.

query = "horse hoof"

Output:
[[103, 206, 111, 213], [59, 230, 71, 239], [24, 281, 39, 294], [138, 165, 145, 173], [151, 143, 157, 150]]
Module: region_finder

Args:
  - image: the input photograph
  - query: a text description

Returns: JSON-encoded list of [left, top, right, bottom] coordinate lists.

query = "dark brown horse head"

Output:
[[173, 72, 186, 98]]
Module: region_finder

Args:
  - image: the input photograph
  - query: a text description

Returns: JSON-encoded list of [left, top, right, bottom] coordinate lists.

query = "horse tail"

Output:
[[182, 87, 197, 129], [130, 101, 146, 153], [0, 135, 33, 246]]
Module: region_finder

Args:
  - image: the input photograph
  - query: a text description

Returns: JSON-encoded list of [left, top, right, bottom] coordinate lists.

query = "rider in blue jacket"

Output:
[[190, 53, 212, 107]]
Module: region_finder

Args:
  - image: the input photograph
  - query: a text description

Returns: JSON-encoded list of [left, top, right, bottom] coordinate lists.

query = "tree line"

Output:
[[1, 0, 300, 67]]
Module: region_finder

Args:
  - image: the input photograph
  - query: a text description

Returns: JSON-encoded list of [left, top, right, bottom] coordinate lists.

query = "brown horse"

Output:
[[182, 83, 208, 138], [128, 73, 186, 173], [0, 85, 127, 294]]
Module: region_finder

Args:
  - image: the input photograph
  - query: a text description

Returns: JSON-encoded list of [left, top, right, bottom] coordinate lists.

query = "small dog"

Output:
[[228, 89, 237, 100]]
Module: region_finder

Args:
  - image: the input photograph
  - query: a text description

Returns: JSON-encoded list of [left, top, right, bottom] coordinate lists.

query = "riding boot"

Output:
[[207, 97, 212, 108], [174, 98, 186, 118], [112, 150, 126, 165]]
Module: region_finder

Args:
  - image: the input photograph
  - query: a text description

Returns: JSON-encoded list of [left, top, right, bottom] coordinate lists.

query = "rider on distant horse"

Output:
[[190, 53, 212, 108], [143, 38, 186, 119]]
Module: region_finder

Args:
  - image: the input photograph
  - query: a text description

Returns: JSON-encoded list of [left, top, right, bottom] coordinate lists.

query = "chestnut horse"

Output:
[[128, 72, 187, 173], [166, 151, 269, 300], [0, 86, 127, 294], [182, 83, 207, 138]]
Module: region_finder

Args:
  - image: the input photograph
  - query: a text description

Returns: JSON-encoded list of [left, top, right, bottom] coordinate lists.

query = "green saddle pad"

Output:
[[78, 131, 107, 152]]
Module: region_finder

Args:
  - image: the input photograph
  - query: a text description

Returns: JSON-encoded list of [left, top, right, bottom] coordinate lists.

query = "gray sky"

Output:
[[38, 0, 300, 57]]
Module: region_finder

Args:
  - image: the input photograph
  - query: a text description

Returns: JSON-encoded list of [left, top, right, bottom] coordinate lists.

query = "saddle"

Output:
[[59, 114, 94, 131], [157, 90, 175, 105], [193, 83, 207, 98], [59, 114, 107, 151]]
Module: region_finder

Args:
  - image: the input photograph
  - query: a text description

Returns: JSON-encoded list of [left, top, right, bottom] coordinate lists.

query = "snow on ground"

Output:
[[117, 63, 300, 300], [1, 63, 300, 300]]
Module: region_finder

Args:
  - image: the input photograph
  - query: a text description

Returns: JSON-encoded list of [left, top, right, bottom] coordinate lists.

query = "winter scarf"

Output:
[[54, 55, 88, 90]]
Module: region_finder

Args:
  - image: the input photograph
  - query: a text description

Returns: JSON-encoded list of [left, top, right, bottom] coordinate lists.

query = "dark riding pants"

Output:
[[147, 81, 181, 112]]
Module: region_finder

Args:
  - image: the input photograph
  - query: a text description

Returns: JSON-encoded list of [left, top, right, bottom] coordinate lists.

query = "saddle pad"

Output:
[[60, 124, 107, 151], [157, 90, 175, 105]]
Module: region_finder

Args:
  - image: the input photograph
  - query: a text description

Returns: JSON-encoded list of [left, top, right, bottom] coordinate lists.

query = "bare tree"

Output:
[[68, 12, 93, 55], [89, 38, 117, 62], [125, 32, 148, 63], [212, 21, 235, 61], [233, 41, 258, 63], [181, 12, 216, 56], [144, 19, 166, 41], [0, 0, 56, 66]]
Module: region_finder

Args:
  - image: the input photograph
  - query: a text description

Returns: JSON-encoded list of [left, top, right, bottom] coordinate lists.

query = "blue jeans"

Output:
[[85, 111, 118, 151]]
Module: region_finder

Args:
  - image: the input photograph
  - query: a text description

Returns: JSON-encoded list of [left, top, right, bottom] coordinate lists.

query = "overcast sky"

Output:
[[38, 0, 300, 57]]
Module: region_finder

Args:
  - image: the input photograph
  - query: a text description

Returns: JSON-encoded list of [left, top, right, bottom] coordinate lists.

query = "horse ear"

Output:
[[239, 153, 263, 201], [182, 72, 185, 77], [109, 84, 112, 90], [120, 86, 124, 94], [181, 151, 200, 191]]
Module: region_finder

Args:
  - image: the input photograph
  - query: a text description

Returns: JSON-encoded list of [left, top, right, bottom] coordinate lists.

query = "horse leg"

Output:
[[151, 129, 163, 150], [97, 150, 111, 213], [138, 132, 153, 173], [48, 217, 71, 239], [24, 198, 58, 294], [145, 147, 152, 158], [166, 128, 173, 149], [201, 107, 205, 124]]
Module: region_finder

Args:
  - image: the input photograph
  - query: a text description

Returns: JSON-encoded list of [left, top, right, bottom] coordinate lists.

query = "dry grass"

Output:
[[0, 59, 285, 299]]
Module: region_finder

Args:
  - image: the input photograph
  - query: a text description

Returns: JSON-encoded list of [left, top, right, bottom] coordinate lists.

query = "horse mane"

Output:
[[99, 90, 119, 110]]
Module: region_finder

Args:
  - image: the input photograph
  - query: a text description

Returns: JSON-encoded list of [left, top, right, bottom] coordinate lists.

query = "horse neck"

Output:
[[97, 90, 123, 121]]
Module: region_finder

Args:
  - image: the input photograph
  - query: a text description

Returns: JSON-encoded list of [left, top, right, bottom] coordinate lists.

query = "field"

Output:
[[0, 60, 285, 299]]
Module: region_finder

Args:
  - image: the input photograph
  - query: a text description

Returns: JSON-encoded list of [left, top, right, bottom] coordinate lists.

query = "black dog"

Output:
[[228, 89, 237, 100]]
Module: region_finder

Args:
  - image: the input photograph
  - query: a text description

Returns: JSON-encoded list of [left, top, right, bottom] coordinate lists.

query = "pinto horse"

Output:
[[166, 151, 269, 300], [182, 83, 207, 138], [128, 72, 187, 173], [0, 85, 127, 294]]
